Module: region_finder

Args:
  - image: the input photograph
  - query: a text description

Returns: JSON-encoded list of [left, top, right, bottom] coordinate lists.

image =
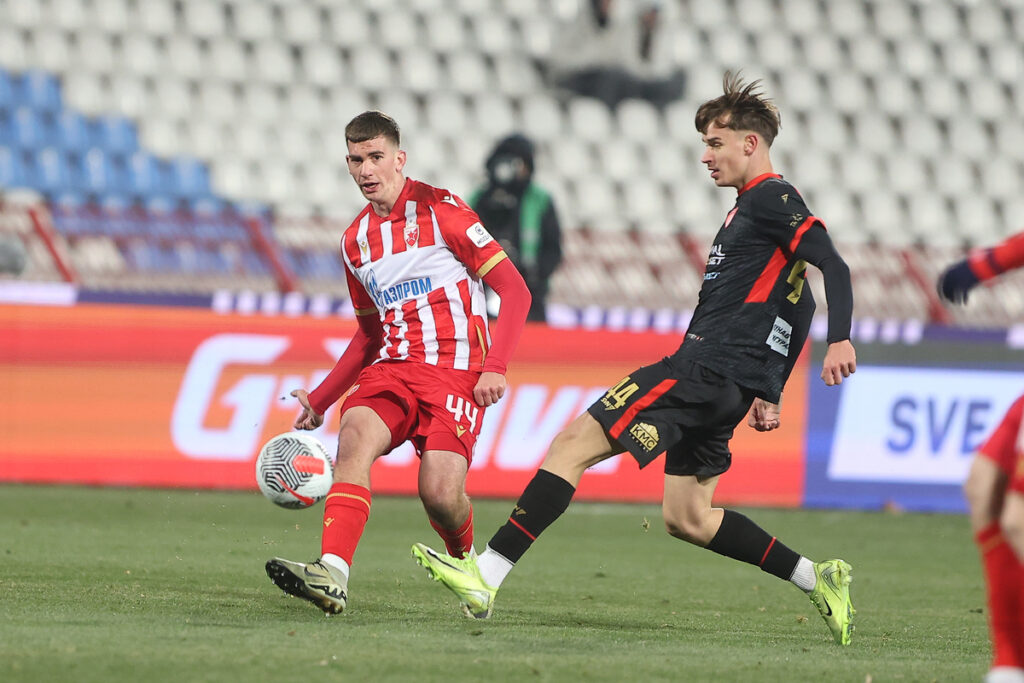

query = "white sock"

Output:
[[320, 553, 350, 581], [789, 556, 816, 592], [477, 545, 514, 588]]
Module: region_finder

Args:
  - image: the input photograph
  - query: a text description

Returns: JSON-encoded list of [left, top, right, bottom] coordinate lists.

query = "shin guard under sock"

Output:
[[488, 469, 576, 563], [320, 482, 371, 565], [706, 509, 801, 581]]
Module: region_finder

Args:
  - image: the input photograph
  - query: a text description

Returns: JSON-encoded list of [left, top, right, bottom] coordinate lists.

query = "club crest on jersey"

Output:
[[404, 222, 419, 247], [466, 222, 494, 248], [723, 207, 739, 229]]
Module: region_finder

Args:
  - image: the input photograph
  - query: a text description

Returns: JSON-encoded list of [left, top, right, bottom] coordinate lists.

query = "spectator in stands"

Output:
[[468, 134, 562, 322], [265, 111, 532, 616], [547, 0, 685, 108], [0, 234, 26, 275], [937, 232, 1024, 682]]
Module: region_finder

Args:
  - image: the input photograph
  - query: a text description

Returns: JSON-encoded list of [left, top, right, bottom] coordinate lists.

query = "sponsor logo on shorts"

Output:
[[629, 422, 659, 452]]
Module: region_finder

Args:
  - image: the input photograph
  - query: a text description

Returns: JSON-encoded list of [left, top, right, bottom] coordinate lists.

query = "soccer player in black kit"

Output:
[[413, 73, 859, 646]]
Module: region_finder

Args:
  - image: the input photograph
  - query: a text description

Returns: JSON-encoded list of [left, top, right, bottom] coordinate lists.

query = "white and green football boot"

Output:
[[411, 543, 496, 619], [266, 557, 348, 615], [809, 558, 855, 645]]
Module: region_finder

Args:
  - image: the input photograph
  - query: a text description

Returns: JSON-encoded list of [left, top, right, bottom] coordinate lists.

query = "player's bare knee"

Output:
[[662, 509, 709, 545], [419, 478, 465, 519]]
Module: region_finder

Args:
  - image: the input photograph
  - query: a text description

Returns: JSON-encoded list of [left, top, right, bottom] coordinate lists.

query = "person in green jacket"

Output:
[[468, 134, 563, 322]]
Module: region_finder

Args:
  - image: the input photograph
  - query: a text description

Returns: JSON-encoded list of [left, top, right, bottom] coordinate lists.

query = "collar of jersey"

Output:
[[738, 173, 781, 196], [373, 177, 414, 223]]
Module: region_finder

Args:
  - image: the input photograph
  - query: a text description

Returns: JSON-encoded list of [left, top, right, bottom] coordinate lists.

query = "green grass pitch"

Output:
[[0, 483, 989, 682]]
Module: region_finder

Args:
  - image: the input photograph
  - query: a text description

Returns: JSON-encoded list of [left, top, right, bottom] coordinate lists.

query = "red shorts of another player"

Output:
[[979, 394, 1024, 495], [340, 360, 486, 462]]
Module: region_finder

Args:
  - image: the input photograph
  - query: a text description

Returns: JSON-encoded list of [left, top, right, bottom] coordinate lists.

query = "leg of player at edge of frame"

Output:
[[964, 452, 1024, 681], [412, 412, 855, 645]]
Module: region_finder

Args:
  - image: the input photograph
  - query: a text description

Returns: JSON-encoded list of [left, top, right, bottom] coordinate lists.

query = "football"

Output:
[[255, 432, 334, 509]]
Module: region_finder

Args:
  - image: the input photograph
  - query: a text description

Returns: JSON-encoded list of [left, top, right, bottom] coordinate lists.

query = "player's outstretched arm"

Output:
[[937, 231, 1024, 305], [290, 389, 324, 430], [821, 339, 856, 386]]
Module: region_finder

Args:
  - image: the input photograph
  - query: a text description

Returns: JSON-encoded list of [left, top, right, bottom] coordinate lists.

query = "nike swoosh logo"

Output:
[[276, 476, 315, 506], [821, 598, 833, 617]]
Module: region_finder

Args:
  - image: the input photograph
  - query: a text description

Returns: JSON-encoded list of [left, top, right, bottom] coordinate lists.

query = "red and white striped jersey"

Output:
[[340, 178, 507, 371]]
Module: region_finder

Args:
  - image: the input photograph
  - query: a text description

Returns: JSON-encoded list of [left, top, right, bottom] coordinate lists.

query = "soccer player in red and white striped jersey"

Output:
[[939, 232, 1024, 681], [266, 111, 531, 615]]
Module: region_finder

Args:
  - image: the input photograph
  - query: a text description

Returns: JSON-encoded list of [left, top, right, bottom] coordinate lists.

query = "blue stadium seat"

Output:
[[0, 112, 11, 146], [79, 148, 130, 196], [0, 70, 14, 112], [16, 70, 62, 113], [168, 156, 211, 200], [11, 107, 58, 150], [56, 111, 94, 153], [126, 151, 168, 198], [0, 146, 29, 188], [32, 147, 77, 194], [96, 115, 139, 155]]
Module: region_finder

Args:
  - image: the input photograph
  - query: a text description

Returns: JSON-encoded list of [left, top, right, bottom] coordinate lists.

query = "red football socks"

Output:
[[430, 505, 474, 558], [321, 482, 372, 565], [977, 523, 1024, 668]]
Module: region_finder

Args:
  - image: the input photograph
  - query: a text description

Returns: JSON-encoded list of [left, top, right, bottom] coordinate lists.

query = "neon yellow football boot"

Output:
[[809, 558, 855, 645], [411, 543, 496, 619]]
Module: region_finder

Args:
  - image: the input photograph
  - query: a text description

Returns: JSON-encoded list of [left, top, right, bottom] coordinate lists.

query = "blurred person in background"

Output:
[[265, 111, 532, 616], [938, 232, 1024, 683], [413, 73, 858, 646], [468, 134, 562, 322], [547, 0, 685, 108], [0, 233, 26, 275]]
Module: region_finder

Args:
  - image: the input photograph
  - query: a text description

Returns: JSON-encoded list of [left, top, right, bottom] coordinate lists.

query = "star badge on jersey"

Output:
[[404, 222, 419, 247]]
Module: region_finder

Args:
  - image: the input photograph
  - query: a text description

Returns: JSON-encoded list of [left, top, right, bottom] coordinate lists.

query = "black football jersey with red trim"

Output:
[[672, 174, 818, 402]]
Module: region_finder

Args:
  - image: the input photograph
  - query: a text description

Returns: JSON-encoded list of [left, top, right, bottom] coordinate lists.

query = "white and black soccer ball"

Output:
[[255, 432, 334, 509]]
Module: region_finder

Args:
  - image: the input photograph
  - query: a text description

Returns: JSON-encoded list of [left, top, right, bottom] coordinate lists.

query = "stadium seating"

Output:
[[0, 0, 1022, 329]]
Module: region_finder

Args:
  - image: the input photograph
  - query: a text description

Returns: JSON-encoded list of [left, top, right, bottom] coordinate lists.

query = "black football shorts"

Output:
[[586, 357, 756, 478]]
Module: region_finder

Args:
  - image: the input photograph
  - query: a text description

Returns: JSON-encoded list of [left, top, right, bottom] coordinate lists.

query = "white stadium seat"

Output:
[[232, 2, 276, 42], [615, 98, 663, 142], [74, 30, 118, 74], [207, 38, 248, 84], [826, 72, 870, 114], [919, 3, 962, 43], [566, 97, 614, 144], [396, 48, 443, 95], [301, 43, 346, 88], [893, 38, 938, 79], [519, 94, 564, 143], [446, 51, 492, 97], [372, 10, 420, 52], [471, 92, 518, 140], [181, 0, 227, 39], [29, 28, 74, 74], [239, 83, 284, 124], [373, 89, 424, 133], [164, 36, 205, 81], [348, 48, 394, 90], [823, 0, 869, 39], [281, 3, 322, 44], [423, 92, 469, 137], [132, 0, 176, 37], [467, 14, 517, 56]]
